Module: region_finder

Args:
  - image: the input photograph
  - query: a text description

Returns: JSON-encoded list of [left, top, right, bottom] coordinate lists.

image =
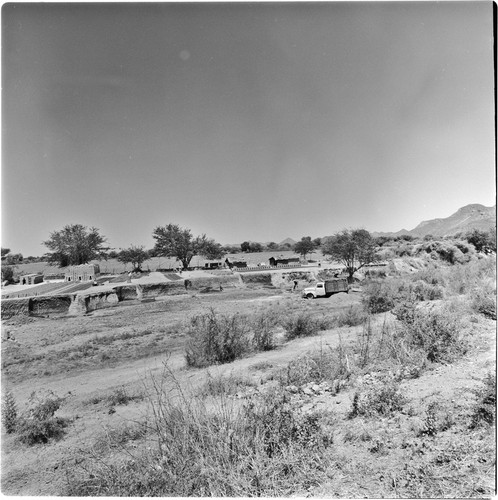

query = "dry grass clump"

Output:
[[85, 386, 145, 408], [349, 375, 407, 418], [66, 369, 332, 497], [280, 343, 351, 390], [198, 371, 256, 397]]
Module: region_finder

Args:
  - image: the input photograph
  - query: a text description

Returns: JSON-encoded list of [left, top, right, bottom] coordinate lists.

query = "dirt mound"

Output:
[[240, 273, 272, 286]]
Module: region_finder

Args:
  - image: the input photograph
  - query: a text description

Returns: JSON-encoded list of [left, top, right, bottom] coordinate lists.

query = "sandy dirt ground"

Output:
[[1, 279, 495, 496]]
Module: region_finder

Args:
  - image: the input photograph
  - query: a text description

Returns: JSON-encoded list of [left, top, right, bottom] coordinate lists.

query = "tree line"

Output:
[[2, 224, 496, 284]]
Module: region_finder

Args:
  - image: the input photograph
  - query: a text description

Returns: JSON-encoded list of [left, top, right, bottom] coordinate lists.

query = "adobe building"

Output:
[[19, 274, 43, 285], [64, 264, 100, 282]]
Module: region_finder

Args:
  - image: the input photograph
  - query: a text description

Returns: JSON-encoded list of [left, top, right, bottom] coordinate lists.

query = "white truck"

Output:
[[302, 278, 348, 299]]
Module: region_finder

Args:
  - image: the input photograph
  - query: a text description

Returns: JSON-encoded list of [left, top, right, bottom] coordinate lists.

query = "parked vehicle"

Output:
[[302, 278, 348, 299]]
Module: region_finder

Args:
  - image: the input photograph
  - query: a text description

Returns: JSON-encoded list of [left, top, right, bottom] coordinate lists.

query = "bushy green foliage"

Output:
[[416, 240, 473, 264], [334, 305, 368, 326], [43, 224, 108, 267], [153, 223, 223, 270], [2, 391, 18, 433], [251, 308, 280, 351], [397, 307, 466, 363], [1, 265, 15, 283], [471, 284, 496, 320], [363, 275, 444, 316], [465, 228, 496, 253], [16, 391, 69, 445], [283, 312, 319, 340], [362, 281, 396, 313], [185, 309, 251, 367]]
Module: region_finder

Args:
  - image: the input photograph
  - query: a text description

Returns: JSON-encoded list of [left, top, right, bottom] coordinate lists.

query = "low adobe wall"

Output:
[[239, 273, 273, 286], [1, 295, 73, 318], [30, 295, 72, 316], [1, 274, 247, 318], [136, 282, 187, 300], [136, 274, 241, 299], [1, 297, 31, 319]]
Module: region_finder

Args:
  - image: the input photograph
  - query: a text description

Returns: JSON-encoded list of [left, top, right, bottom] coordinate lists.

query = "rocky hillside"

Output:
[[374, 203, 496, 238]]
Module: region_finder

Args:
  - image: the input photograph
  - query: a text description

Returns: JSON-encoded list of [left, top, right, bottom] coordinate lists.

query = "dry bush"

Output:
[[349, 375, 406, 418], [397, 307, 467, 363], [283, 312, 320, 340], [334, 305, 368, 327], [470, 372, 496, 428], [251, 307, 280, 351], [15, 391, 70, 445], [281, 342, 351, 390], [185, 309, 252, 367], [67, 369, 332, 497]]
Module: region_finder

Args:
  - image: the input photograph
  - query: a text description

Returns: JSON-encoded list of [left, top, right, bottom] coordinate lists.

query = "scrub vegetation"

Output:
[[2, 237, 496, 497]]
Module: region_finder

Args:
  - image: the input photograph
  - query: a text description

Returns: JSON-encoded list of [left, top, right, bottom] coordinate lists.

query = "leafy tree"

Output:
[[312, 237, 322, 247], [466, 228, 496, 253], [266, 242, 278, 250], [221, 245, 241, 254], [43, 224, 108, 267], [3, 253, 23, 265], [152, 224, 224, 270], [118, 245, 150, 272], [1, 265, 15, 283], [240, 241, 251, 252], [322, 229, 378, 282], [249, 242, 263, 252], [294, 236, 316, 260], [1, 248, 11, 258]]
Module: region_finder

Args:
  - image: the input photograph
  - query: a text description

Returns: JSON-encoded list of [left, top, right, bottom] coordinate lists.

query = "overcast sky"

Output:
[[2, 1, 495, 256]]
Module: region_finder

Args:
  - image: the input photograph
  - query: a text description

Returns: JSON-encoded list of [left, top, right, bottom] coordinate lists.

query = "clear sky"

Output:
[[2, 1, 495, 256]]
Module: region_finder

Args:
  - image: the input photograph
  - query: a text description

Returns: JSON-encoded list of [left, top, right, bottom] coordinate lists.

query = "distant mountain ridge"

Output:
[[279, 237, 297, 246], [373, 203, 496, 238]]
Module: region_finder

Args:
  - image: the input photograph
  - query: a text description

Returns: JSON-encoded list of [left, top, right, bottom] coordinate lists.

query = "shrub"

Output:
[[470, 373, 496, 428], [2, 390, 18, 434], [251, 308, 279, 351], [362, 280, 396, 313], [397, 307, 466, 363], [106, 387, 144, 407], [471, 285, 496, 320], [417, 240, 472, 264], [336, 304, 368, 327], [283, 312, 319, 340], [185, 309, 251, 367], [349, 376, 406, 418], [16, 391, 69, 445]]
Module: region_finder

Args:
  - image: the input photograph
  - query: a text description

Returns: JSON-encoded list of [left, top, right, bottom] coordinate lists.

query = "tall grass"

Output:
[[66, 367, 332, 496]]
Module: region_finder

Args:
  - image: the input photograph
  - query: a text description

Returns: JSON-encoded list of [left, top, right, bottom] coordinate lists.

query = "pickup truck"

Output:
[[302, 278, 348, 299]]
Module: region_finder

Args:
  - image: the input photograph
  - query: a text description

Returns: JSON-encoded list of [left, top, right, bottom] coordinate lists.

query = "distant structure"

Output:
[[204, 261, 223, 270], [19, 274, 43, 285], [65, 264, 100, 282], [269, 257, 300, 267]]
